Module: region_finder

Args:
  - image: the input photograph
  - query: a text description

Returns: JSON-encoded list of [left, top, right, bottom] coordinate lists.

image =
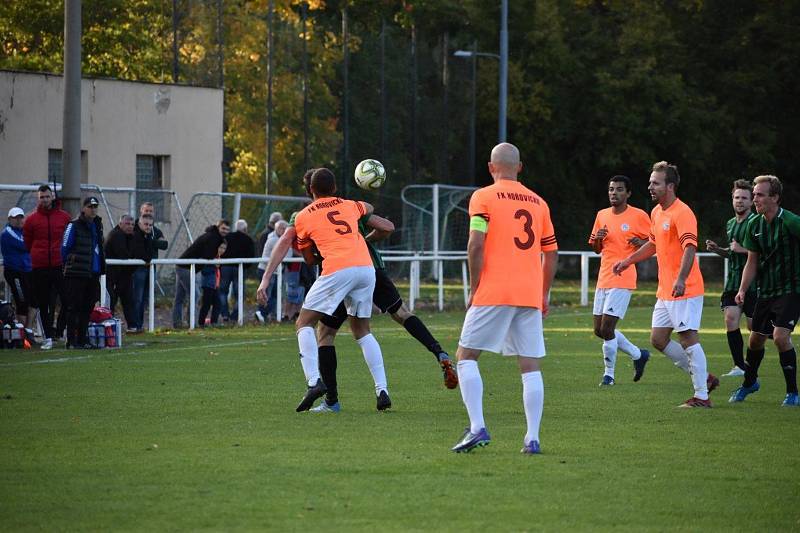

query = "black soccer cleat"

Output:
[[633, 349, 650, 382], [376, 390, 392, 411], [296, 378, 327, 412]]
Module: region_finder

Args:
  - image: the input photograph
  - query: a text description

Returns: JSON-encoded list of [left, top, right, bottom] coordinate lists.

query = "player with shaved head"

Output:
[[451, 142, 558, 454]]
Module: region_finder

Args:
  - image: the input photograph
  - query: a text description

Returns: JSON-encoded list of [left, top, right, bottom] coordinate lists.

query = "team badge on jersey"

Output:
[[621, 223, 630, 232], [662, 221, 670, 231]]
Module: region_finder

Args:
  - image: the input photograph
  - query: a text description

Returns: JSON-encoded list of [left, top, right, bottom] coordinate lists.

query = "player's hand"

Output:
[[628, 236, 647, 247], [730, 239, 746, 254], [672, 278, 686, 298], [705, 239, 719, 253], [595, 225, 608, 241], [256, 281, 269, 305], [542, 299, 550, 319], [612, 260, 629, 276], [734, 291, 745, 306]]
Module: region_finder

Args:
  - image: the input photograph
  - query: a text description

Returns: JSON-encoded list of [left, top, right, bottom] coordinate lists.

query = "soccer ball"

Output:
[[354, 159, 387, 190]]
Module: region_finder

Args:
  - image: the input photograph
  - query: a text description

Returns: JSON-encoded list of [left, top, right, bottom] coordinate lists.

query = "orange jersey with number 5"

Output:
[[469, 179, 558, 308], [294, 197, 373, 274]]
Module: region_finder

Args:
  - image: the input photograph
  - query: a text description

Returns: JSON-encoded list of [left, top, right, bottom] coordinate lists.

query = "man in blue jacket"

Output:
[[1, 207, 34, 327], [61, 197, 105, 349]]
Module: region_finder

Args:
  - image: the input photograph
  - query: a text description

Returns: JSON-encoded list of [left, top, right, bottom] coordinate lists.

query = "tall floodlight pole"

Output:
[[62, 0, 82, 215], [172, 0, 179, 82], [302, 2, 309, 172], [499, 0, 508, 142], [265, 0, 274, 195], [469, 41, 477, 184], [342, 6, 350, 195], [380, 19, 387, 164]]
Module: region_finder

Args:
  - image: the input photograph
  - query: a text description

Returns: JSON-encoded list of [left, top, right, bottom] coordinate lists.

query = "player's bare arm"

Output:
[[256, 228, 295, 304], [591, 225, 608, 254], [671, 243, 696, 298], [613, 240, 655, 275], [300, 245, 321, 266], [364, 214, 395, 242], [361, 201, 375, 216], [627, 236, 649, 248], [541, 250, 558, 318], [705, 239, 730, 258], [466, 229, 486, 308], [729, 239, 747, 254], [735, 250, 759, 305]]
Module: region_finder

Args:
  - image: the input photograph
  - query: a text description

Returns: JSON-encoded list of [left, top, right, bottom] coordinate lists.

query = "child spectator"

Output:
[[198, 241, 226, 328]]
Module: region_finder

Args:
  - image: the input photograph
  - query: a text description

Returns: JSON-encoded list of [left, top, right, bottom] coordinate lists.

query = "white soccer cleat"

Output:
[[723, 366, 745, 377], [40, 338, 53, 350]]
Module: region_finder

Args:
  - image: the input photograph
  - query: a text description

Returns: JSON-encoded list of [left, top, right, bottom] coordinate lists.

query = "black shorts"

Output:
[[720, 290, 756, 318], [751, 294, 800, 336], [3, 269, 32, 315], [319, 269, 402, 330]]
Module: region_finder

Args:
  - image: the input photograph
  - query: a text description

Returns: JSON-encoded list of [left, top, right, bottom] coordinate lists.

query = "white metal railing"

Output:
[[91, 250, 726, 332]]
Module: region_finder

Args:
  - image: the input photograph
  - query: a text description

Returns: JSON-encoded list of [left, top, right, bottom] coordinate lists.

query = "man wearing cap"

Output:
[[1, 207, 34, 327], [23, 184, 71, 350], [61, 197, 106, 349]]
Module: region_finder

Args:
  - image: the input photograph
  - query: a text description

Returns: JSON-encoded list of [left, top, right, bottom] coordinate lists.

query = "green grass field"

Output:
[[2, 295, 799, 531]]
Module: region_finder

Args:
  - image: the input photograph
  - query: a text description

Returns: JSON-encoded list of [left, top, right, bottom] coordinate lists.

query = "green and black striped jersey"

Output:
[[743, 208, 800, 298], [724, 213, 758, 293], [358, 214, 385, 270]]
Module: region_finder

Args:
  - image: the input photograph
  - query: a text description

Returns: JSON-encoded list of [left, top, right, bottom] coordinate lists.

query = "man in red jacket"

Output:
[[23, 185, 72, 350]]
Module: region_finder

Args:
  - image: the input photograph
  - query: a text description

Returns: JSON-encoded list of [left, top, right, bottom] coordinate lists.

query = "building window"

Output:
[[136, 155, 171, 222], [48, 149, 88, 185]]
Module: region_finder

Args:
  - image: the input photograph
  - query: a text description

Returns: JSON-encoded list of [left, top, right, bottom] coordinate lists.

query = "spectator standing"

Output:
[[61, 197, 105, 349], [129, 215, 156, 332], [1, 207, 34, 326], [199, 241, 227, 328], [219, 219, 255, 322], [257, 211, 283, 265], [173, 220, 230, 328], [103, 214, 135, 327], [256, 220, 288, 322], [131, 203, 168, 330], [23, 185, 71, 350]]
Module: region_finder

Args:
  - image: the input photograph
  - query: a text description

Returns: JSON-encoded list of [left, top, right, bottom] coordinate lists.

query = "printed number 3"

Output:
[[327, 210, 353, 235], [514, 209, 535, 250]]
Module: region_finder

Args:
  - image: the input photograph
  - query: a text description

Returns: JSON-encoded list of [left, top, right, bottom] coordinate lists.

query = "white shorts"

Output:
[[592, 288, 632, 319], [459, 305, 546, 358], [302, 265, 375, 318], [651, 296, 704, 332]]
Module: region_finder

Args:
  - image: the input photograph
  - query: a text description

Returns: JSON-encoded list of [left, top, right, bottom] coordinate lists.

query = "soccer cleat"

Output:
[[439, 354, 459, 389], [723, 366, 745, 377], [40, 338, 53, 351], [376, 390, 392, 411], [521, 440, 541, 455], [781, 392, 799, 407], [633, 349, 650, 382], [451, 427, 491, 453], [310, 401, 341, 413], [678, 397, 712, 408], [707, 373, 720, 394], [254, 311, 265, 324], [729, 381, 760, 403], [296, 378, 327, 412], [599, 375, 615, 387]]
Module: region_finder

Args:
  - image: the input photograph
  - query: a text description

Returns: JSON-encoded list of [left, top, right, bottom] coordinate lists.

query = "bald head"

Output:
[[488, 142, 522, 181]]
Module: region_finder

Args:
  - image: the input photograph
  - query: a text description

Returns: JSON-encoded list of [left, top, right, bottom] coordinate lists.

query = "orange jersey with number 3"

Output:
[[588, 206, 650, 290], [469, 180, 558, 308], [294, 197, 373, 274], [649, 199, 704, 300]]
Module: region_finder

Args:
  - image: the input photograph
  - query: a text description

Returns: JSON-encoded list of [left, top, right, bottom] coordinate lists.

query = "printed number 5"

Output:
[[327, 210, 353, 235], [514, 209, 535, 250]]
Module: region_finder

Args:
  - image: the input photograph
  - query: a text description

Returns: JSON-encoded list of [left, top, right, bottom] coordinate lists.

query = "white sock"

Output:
[[357, 333, 387, 394], [522, 371, 544, 445], [662, 340, 690, 373], [685, 343, 709, 400], [615, 330, 641, 360], [457, 360, 485, 434], [297, 326, 320, 386], [602, 338, 618, 378]]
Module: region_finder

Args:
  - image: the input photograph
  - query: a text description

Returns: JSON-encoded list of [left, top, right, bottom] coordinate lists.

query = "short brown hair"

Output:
[[753, 175, 782, 198], [732, 179, 752, 195], [652, 161, 680, 188]]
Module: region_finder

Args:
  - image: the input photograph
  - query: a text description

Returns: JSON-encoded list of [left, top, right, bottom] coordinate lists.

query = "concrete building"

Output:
[[0, 69, 223, 213]]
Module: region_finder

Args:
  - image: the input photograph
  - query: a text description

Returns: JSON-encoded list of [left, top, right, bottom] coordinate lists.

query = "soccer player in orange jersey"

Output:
[[451, 143, 558, 454], [614, 161, 719, 408], [588, 175, 652, 386], [290, 168, 391, 412]]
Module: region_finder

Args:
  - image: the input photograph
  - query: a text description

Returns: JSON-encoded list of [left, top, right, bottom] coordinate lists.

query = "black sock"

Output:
[[318, 345, 338, 404], [726, 329, 745, 370], [779, 348, 798, 394], [743, 348, 765, 387], [402, 315, 443, 359]]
